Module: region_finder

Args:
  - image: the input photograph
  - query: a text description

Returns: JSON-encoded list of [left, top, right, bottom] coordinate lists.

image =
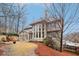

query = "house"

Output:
[[19, 17, 62, 42]]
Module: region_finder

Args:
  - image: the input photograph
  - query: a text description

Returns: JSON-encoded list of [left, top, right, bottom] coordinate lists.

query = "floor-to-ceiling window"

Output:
[[32, 23, 46, 40], [39, 24, 41, 38]]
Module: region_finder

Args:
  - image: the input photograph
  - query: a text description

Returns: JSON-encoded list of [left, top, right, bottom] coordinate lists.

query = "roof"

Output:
[[63, 40, 79, 47], [30, 17, 61, 25], [30, 18, 47, 25], [23, 17, 61, 31], [47, 29, 61, 32], [66, 42, 79, 47], [24, 26, 32, 30]]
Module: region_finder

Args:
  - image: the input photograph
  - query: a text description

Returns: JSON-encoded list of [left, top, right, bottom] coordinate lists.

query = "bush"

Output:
[[43, 38, 49, 46], [52, 39, 60, 50], [0, 32, 19, 37], [43, 37, 60, 50], [43, 37, 52, 46]]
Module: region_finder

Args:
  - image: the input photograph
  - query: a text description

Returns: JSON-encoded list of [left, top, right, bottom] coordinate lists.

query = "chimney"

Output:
[[44, 9, 48, 19]]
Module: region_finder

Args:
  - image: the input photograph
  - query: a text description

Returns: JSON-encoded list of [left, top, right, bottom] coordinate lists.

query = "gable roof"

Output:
[[31, 17, 61, 25]]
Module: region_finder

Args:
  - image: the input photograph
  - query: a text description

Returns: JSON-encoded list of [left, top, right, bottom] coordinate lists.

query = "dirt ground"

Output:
[[0, 41, 37, 56], [0, 41, 79, 56], [0, 44, 5, 55]]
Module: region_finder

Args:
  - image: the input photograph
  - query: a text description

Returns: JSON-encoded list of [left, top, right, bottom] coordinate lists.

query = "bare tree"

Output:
[[14, 4, 27, 33], [45, 3, 79, 52], [0, 3, 27, 34]]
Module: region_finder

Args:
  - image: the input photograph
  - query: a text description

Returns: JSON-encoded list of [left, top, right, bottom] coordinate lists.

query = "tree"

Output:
[[45, 3, 79, 52], [0, 3, 27, 34]]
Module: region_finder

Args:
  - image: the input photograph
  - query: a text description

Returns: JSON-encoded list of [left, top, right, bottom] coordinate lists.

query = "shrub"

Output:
[[43, 37, 52, 46], [0, 32, 19, 37], [52, 39, 60, 50], [43, 37, 60, 50]]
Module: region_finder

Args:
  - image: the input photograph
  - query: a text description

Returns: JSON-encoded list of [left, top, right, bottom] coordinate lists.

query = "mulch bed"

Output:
[[34, 43, 78, 56]]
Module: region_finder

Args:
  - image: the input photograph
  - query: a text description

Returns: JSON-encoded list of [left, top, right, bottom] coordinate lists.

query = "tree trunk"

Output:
[[60, 19, 64, 52]]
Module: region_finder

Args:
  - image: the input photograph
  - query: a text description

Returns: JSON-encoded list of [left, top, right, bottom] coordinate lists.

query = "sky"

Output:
[[23, 3, 79, 35], [0, 3, 79, 35], [25, 4, 45, 26]]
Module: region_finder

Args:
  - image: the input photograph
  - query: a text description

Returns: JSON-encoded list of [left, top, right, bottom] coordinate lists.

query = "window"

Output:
[[34, 32, 35, 38], [39, 32, 41, 38], [36, 32, 38, 38], [42, 32, 44, 38]]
